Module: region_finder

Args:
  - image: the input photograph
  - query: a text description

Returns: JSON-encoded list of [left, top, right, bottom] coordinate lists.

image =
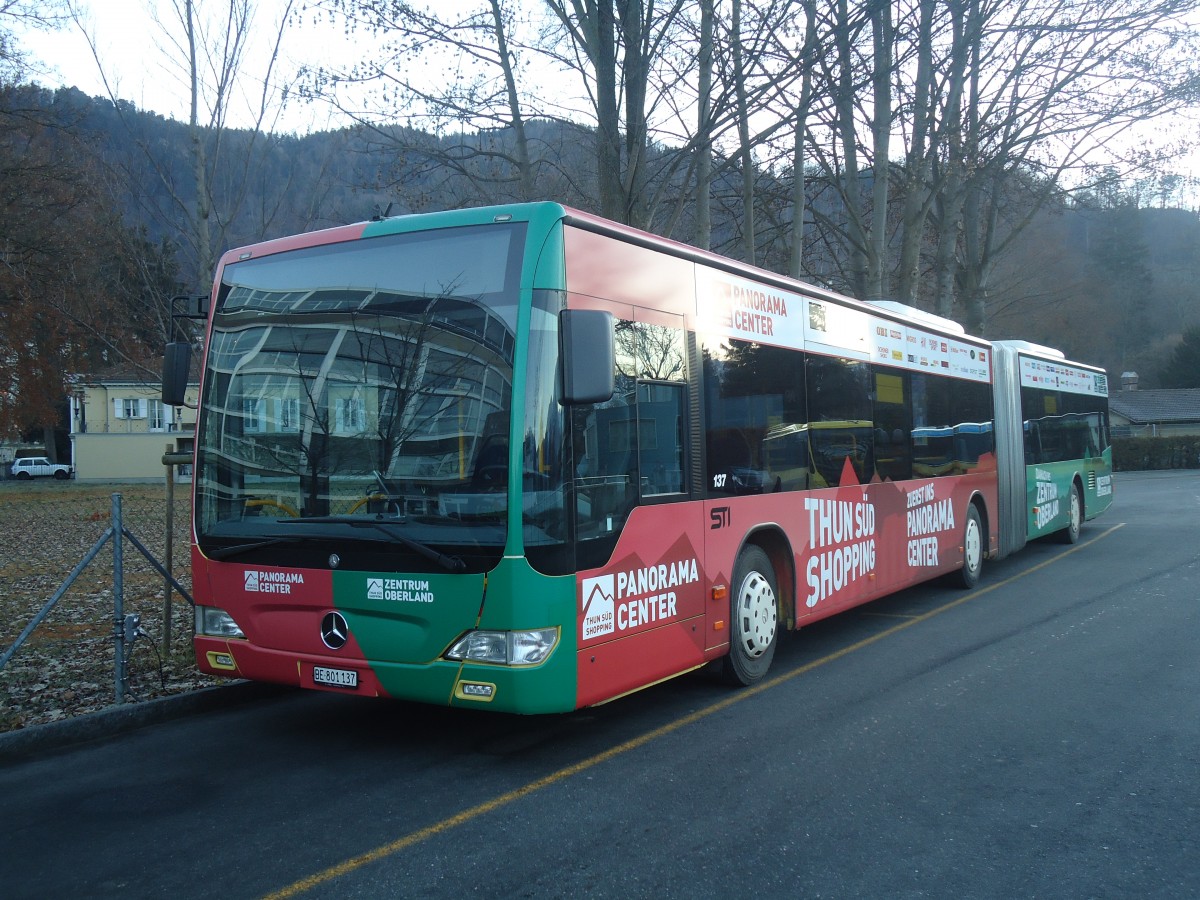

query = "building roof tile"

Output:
[[1110, 389, 1200, 425]]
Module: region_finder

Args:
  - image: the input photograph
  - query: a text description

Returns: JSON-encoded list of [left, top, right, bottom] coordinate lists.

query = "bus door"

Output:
[[574, 320, 707, 705]]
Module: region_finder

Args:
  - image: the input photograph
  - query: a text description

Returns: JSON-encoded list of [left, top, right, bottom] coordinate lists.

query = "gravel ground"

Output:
[[0, 479, 219, 732]]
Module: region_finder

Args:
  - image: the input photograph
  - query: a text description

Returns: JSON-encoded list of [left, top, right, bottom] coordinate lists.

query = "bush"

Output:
[[1112, 436, 1200, 471]]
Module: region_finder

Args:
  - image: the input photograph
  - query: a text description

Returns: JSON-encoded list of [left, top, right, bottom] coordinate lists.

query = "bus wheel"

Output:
[[958, 505, 983, 589], [1057, 482, 1082, 544], [722, 545, 779, 686]]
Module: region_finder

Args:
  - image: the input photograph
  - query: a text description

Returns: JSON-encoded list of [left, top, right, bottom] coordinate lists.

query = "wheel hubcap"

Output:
[[965, 519, 981, 573], [735, 570, 777, 658]]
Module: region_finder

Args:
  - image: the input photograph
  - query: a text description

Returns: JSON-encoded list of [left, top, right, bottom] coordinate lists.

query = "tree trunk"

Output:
[[490, 0, 533, 200], [619, 0, 650, 226], [895, 0, 936, 306], [835, 0, 867, 297], [186, 0, 212, 281], [867, 0, 892, 301], [788, 0, 818, 279], [732, 0, 755, 263], [591, 2, 623, 220], [695, 0, 713, 250]]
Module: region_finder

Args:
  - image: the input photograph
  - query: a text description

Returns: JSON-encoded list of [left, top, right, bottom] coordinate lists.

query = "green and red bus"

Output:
[[163, 202, 1112, 713]]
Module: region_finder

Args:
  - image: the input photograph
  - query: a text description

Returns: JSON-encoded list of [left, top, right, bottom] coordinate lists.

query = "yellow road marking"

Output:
[[264, 523, 1124, 899]]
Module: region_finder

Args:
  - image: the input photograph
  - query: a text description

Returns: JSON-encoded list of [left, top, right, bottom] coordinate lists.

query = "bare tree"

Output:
[[786, 0, 818, 279], [651, 0, 809, 253], [303, 0, 568, 208], [69, 0, 302, 286], [777, 0, 1200, 327], [544, 0, 692, 225], [731, 0, 756, 262], [0, 0, 67, 80], [893, 0, 944, 306], [0, 3, 180, 452], [865, 0, 892, 300], [933, 0, 1200, 333], [686, 0, 812, 264]]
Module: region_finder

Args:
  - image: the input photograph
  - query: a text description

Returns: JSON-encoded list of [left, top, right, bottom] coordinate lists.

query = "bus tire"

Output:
[[958, 504, 983, 589], [1057, 482, 1082, 544], [722, 544, 779, 686]]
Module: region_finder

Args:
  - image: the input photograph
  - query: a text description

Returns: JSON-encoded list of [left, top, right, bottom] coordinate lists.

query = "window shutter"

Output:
[[114, 398, 125, 419], [139, 399, 148, 419]]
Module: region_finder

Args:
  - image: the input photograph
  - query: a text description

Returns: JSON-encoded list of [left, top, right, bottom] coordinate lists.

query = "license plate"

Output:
[[313, 666, 358, 688]]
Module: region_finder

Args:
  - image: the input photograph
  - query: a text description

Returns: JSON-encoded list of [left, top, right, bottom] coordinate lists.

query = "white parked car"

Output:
[[10, 456, 73, 480]]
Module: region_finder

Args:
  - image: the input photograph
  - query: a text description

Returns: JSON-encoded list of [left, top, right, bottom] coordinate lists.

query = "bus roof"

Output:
[[559, 206, 985, 345], [225, 201, 987, 347], [990, 339, 1066, 361]]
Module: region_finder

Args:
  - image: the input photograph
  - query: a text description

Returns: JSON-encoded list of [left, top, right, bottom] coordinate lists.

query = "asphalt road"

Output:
[[2, 471, 1196, 899]]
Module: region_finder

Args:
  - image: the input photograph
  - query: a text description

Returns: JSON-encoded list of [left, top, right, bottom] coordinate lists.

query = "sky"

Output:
[[14, 0, 362, 133]]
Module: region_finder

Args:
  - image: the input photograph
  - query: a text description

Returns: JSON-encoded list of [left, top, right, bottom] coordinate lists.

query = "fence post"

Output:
[[162, 448, 192, 657], [112, 493, 126, 704], [164, 443, 174, 656]]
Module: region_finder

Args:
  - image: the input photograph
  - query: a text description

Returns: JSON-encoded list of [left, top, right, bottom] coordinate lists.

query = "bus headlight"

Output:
[[509, 629, 558, 665], [445, 628, 558, 666], [196, 605, 245, 639]]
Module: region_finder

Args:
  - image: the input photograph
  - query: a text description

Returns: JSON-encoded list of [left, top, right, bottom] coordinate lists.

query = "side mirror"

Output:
[[162, 342, 193, 406], [560, 309, 614, 405], [171, 294, 209, 319]]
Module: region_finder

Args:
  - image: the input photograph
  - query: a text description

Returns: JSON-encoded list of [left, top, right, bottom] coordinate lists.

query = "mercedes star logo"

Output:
[[320, 611, 349, 650]]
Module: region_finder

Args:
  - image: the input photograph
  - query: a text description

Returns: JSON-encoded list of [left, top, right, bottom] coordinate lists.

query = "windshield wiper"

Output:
[[208, 536, 316, 561], [277, 516, 467, 573]]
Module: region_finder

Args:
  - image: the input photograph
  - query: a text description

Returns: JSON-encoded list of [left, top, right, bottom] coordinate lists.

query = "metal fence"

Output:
[[0, 477, 214, 733]]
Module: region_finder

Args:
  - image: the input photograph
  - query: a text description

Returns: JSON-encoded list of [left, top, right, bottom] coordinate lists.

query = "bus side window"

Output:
[[702, 341, 806, 495], [1087, 413, 1102, 457], [637, 381, 686, 497], [873, 369, 911, 482], [806, 356, 873, 486]]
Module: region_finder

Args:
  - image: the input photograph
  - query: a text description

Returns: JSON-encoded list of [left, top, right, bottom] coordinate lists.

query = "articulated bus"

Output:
[[163, 202, 1112, 713]]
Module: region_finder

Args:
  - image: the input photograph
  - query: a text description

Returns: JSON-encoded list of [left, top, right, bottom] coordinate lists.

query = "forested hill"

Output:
[[2, 83, 1198, 451], [28, 85, 390, 250], [986, 203, 1200, 385]]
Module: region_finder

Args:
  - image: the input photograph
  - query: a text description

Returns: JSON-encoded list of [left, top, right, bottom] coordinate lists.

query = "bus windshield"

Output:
[[194, 224, 525, 572]]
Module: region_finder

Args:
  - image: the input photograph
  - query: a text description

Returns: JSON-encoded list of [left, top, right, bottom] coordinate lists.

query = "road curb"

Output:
[[0, 681, 290, 764]]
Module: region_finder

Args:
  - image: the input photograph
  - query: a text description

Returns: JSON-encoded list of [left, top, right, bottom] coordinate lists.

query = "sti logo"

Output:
[[581, 573, 616, 640], [244, 570, 260, 592], [367, 578, 385, 600]]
